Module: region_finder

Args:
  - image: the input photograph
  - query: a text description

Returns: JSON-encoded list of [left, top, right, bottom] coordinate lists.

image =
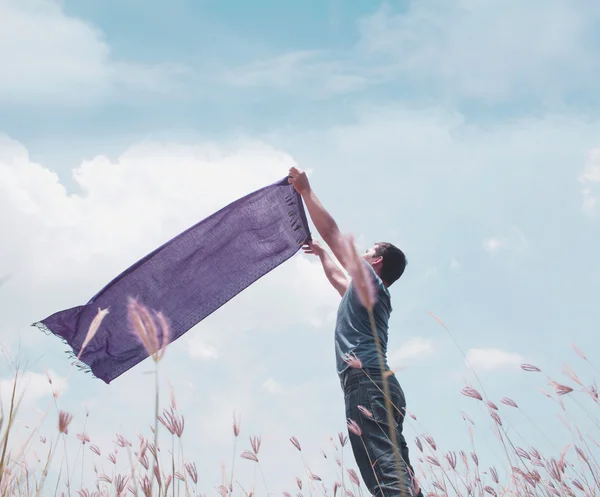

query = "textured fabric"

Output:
[[34, 177, 310, 384], [335, 260, 392, 375], [343, 368, 420, 497]]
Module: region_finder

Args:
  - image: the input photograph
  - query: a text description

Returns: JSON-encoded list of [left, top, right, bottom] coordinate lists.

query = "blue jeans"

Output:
[[342, 368, 422, 497]]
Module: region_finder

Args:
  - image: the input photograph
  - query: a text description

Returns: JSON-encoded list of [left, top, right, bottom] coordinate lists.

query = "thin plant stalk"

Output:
[[368, 310, 408, 497]]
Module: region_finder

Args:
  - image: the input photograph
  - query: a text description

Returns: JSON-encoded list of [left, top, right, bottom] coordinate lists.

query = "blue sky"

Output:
[[1, 0, 600, 493]]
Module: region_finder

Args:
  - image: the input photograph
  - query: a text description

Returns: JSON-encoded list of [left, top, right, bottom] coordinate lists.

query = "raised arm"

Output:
[[289, 167, 350, 270], [303, 241, 348, 297]]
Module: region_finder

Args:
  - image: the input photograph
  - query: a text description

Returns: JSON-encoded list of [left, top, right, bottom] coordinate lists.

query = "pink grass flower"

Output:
[[489, 411, 502, 426], [159, 407, 184, 438], [445, 452, 457, 470], [333, 481, 341, 497], [113, 474, 129, 494], [138, 435, 148, 457], [551, 382, 574, 396], [338, 432, 348, 447], [233, 412, 241, 437], [521, 364, 541, 372], [90, 445, 101, 456], [586, 382, 599, 403], [77, 433, 90, 445], [461, 411, 474, 425], [432, 481, 446, 493], [347, 419, 362, 437], [515, 447, 530, 460], [415, 437, 423, 453], [108, 452, 117, 465], [572, 479, 585, 491], [490, 466, 498, 484], [296, 477, 302, 490], [127, 298, 171, 363], [153, 465, 161, 485], [58, 411, 73, 434], [462, 387, 483, 401], [547, 459, 562, 482], [426, 456, 441, 467], [343, 353, 363, 369], [240, 450, 258, 463], [424, 434, 437, 451], [562, 364, 583, 386], [348, 469, 361, 486], [114, 434, 132, 448], [484, 486, 497, 497], [250, 435, 261, 455], [40, 436, 46, 444], [290, 436, 302, 451], [357, 405, 373, 419], [575, 446, 588, 463], [486, 401, 498, 411], [309, 472, 322, 481], [185, 462, 198, 484], [164, 475, 173, 493], [571, 342, 587, 360], [138, 452, 149, 470], [78, 307, 109, 359], [139, 475, 152, 497], [500, 397, 518, 408], [471, 452, 479, 466]]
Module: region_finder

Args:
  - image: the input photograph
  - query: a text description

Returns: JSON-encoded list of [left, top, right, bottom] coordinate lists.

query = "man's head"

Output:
[[363, 242, 407, 287]]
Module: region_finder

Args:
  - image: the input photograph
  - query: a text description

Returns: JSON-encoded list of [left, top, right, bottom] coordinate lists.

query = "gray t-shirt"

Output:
[[335, 260, 392, 376]]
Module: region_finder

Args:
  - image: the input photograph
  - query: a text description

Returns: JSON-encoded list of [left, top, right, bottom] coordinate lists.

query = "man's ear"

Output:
[[372, 256, 384, 268]]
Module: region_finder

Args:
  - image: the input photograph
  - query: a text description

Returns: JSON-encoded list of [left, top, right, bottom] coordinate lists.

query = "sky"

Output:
[[1, 0, 600, 494]]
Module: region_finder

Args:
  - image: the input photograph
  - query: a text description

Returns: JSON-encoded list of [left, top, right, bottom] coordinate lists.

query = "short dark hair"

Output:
[[374, 242, 407, 286]]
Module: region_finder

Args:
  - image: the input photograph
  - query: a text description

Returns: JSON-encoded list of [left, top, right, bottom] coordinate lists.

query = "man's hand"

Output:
[[302, 240, 325, 257], [288, 167, 311, 195], [302, 240, 349, 297]]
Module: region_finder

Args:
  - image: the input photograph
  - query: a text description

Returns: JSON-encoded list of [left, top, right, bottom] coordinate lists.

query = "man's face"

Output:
[[362, 244, 381, 266]]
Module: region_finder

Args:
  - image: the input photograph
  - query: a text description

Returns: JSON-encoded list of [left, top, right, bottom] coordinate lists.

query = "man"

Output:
[[289, 167, 422, 497]]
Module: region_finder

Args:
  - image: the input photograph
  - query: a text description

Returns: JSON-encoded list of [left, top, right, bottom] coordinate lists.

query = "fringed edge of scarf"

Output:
[[31, 321, 97, 378]]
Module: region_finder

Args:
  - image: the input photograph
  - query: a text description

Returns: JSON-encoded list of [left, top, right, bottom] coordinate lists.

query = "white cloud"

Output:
[[223, 50, 369, 98], [187, 337, 218, 361], [262, 377, 285, 395], [450, 257, 461, 270], [389, 337, 434, 366], [482, 227, 528, 255], [465, 348, 524, 371], [579, 149, 600, 214], [0, 369, 67, 408], [0, 0, 187, 104], [356, 1, 600, 103]]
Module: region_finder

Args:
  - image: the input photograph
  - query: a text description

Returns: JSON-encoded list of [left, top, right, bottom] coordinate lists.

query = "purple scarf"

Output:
[[34, 177, 310, 383]]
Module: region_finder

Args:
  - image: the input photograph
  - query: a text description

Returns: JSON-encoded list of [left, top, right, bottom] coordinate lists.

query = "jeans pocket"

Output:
[[364, 385, 398, 428]]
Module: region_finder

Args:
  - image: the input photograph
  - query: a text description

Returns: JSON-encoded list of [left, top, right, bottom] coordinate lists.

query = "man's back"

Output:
[[334, 261, 392, 375]]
